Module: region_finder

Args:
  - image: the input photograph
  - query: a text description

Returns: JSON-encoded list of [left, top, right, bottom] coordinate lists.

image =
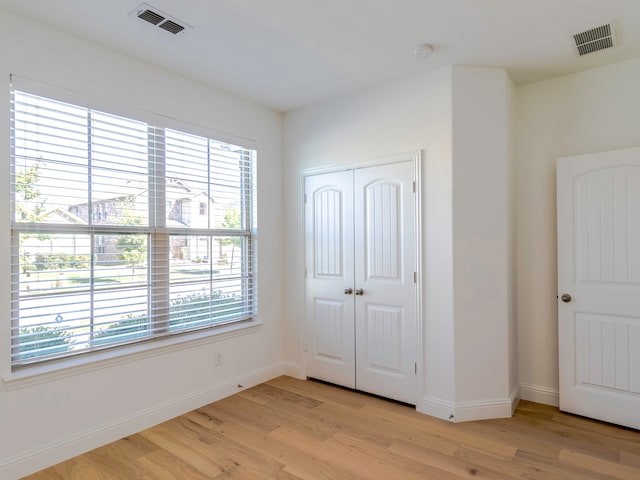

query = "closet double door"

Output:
[[304, 161, 417, 404]]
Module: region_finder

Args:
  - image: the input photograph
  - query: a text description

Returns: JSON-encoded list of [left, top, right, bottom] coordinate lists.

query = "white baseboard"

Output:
[[453, 397, 515, 422], [281, 361, 303, 379], [520, 382, 559, 407], [0, 362, 289, 480], [418, 395, 456, 422], [510, 383, 521, 414], [419, 390, 517, 423]]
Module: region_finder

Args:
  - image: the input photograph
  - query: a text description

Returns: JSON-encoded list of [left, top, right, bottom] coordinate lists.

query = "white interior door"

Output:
[[354, 162, 417, 404], [305, 171, 355, 388], [305, 161, 417, 404], [557, 147, 640, 429]]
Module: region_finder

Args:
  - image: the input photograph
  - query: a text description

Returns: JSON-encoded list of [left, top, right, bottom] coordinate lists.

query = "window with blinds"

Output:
[[10, 89, 257, 367]]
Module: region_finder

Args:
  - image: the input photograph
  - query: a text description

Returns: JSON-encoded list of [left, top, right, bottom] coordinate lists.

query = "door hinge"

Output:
[[414, 272, 417, 283], [412, 181, 416, 193], [415, 362, 417, 374], [304, 193, 307, 204]]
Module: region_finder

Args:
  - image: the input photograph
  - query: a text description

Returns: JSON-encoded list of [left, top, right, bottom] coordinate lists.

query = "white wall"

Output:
[[0, 10, 284, 479], [508, 79, 518, 402], [516, 57, 640, 406], [283, 65, 516, 421], [451, 67, 517, 416]]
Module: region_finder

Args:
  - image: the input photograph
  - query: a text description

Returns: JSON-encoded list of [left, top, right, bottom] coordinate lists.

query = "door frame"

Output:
[[298, 151, 423, 407]]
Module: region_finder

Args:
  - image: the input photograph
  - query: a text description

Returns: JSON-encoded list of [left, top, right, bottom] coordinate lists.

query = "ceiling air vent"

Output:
[[132, 3, 191, 35], [571, 23, 616, 56], [158, 20, 184, 35], [137, 8, 164, 26]]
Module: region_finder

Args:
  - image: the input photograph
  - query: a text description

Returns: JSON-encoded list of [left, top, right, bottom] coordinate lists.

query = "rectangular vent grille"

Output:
[[138, 9, 164, 25], [132, 3, 190, 35], [572, 23, 616, 56], [158, 20, 185, 34]]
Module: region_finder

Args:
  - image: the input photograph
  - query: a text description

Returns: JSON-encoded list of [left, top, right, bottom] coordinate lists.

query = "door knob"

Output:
[[344, 288, 353, 295], [354, 288, 364, 296], [561, 293, 572, 303]]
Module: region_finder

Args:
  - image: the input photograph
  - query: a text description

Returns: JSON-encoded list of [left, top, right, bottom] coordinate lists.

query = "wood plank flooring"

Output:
[[24, 376, 640, 479]]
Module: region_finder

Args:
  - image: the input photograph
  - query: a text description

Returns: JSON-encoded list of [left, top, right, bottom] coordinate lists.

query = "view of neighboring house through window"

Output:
[[10, 87, 257, 367]]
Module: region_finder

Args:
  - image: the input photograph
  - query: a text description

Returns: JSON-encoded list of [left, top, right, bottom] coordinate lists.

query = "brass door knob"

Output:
[[355, 288, 364, 296], [561, 293, 572, 303], [344, 288, 353, 295]]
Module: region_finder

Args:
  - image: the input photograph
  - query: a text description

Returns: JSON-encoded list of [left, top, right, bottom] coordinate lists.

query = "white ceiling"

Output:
[[2, 0, 640, 112]]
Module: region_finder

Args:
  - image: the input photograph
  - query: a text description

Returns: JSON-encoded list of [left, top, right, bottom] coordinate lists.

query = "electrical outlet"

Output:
[[215, 352, 224, 366]]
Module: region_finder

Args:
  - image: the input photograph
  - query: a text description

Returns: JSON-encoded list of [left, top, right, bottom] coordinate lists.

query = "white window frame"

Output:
[[8, 78, 258, 371]]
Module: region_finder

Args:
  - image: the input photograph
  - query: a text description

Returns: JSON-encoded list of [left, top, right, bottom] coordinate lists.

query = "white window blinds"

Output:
[[11, 88, 257, 367]]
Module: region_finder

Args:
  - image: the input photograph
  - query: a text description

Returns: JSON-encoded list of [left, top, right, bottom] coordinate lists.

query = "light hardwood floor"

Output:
[[24, 376, 640, 479]]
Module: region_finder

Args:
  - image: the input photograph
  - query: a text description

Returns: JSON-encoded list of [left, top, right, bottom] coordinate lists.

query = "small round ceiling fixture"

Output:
[[414, 43, 434, 59]]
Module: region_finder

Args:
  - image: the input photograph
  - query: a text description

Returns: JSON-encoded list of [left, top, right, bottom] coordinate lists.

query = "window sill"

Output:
[[2, 319, 262, 391]]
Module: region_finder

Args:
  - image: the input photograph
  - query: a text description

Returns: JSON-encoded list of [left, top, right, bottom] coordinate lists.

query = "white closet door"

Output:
[[354, 161, 417, 404], [305, 171, 355, 388], [557, 147, 640, 429], [304, 161, 418, 404]]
